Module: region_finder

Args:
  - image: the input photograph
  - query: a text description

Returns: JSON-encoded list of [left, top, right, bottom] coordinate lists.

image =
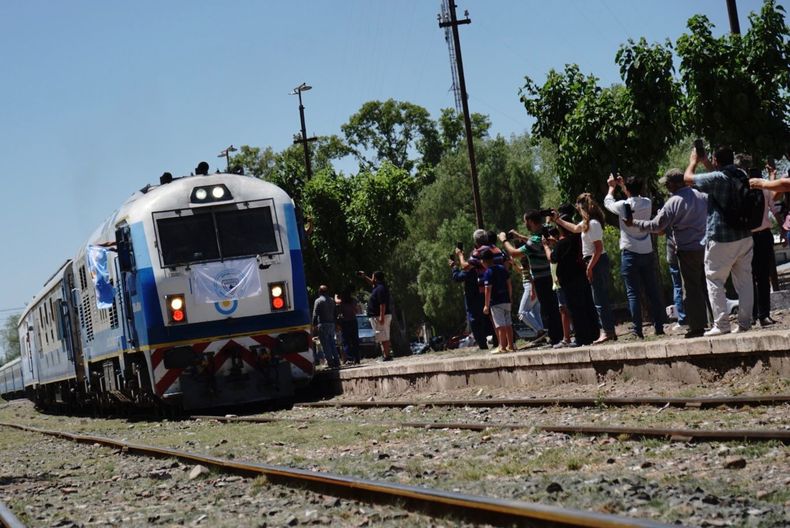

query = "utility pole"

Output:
[[291, 82, 318, 181], [438, 1, 484, 229], [726, 0, 741, 34]]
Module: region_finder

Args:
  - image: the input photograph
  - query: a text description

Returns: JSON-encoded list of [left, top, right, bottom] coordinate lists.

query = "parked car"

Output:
[[357, 314, 377, 358]]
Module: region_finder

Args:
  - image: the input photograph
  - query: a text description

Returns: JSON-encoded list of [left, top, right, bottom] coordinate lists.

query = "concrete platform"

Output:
[[313, 329, 790, 398]]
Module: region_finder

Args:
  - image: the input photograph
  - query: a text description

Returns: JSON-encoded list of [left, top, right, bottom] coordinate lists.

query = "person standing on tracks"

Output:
[[359, 271, 393, 362], [312, 285, 340, 369]]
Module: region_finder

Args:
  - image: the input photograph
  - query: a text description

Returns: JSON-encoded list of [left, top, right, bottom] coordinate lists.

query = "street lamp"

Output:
[[218, 145, 238, 172], [290, 82, 317, 181]]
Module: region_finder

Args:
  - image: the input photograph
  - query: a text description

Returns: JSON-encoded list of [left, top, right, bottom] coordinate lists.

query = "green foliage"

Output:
[[437, 108, 491, 154], [1, 314, 20, 363], [341, 99, 442, 177], [676, 1, 790, 161], [231, 136, 352, 202], [521, 38, 682, 202]]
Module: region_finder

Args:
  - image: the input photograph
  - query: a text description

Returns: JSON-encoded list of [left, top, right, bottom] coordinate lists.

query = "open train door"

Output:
[[61, 264, 87, 395]]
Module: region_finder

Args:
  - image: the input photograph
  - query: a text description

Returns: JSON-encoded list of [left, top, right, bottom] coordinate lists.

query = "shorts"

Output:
[[556, 288, 567, 307], [370, 314, 392, 343], [489, 303, 512, 328]]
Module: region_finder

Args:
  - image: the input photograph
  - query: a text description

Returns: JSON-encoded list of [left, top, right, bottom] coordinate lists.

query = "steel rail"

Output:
[[298, 394, 790, 410], [0, 501, 25, 528], [198, 415, 790, 443], [0, 422, 672, 528]]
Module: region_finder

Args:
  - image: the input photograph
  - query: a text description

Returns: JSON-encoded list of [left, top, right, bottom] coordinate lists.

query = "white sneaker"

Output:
[[731, 325, 749, 334], [704, 327, 730, 337], [671, 323, 687, 332]]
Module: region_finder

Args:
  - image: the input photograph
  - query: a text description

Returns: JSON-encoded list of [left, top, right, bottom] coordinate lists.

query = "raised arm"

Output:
[[551, 211, 583, 234]]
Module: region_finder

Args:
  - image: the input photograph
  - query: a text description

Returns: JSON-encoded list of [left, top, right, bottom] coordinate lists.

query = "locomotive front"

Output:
[[119, 173, 312, 409]]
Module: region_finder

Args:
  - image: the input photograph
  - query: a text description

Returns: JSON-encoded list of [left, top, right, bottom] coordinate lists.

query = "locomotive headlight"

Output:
[[212, 186, 226, 199], [195, 188, 208, 200], [268, 282, 288, 311], [165, 294, 187, 324]]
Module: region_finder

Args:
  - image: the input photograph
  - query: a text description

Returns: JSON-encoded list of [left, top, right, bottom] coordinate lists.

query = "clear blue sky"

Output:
[[0, 0, 778, 356]]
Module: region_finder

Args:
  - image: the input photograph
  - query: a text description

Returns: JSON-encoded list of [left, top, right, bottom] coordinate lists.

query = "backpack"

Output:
[[712, 165, 765, 230]]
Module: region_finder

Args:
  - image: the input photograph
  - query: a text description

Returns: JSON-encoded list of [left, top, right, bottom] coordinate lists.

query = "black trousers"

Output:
[[469, 312, 494, 349], [752, 229, 774, 320], [561, 275, 600, 346], [676, 249, 709, 332], [533, 275, 563, 344]]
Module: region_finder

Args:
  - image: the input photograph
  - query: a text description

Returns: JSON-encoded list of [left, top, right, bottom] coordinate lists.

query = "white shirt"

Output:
[[604, 194, 654, 254], [752, 189, 774, 233], [580, 219, 605, 258]]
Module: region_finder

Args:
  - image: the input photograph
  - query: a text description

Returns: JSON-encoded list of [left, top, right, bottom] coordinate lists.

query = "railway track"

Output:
[[0, 500, 24, 528], [298, 394, 790, 410], [0, 421, 674, 528], [196, 415, 790, 444]]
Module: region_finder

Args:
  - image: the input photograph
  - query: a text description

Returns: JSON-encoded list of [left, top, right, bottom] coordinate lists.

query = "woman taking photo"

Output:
[[553, 193, 617, 344]]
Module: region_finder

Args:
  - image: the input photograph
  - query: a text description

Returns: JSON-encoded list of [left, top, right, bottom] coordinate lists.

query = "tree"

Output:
[[676, 1, 790, 161], [437, 108, 491, 154], [231, 135, 352, 202], [0, 314, 20, 364], [342, 99, 442, 177], [520, 38, 682, 202]]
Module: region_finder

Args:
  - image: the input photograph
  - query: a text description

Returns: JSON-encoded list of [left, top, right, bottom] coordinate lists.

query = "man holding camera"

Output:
[[500, 209, 563, 346], [450, 250, 491, 350], [604, 175, 666, 338], [625, 169, 708, 338], [685, 146, 754, 336]]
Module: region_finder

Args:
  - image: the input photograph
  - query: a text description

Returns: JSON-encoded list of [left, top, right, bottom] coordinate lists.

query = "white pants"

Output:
[[704, 237, 753, 331]]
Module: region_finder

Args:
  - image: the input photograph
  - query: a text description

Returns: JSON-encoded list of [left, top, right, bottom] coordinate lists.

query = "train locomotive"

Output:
[[7, 169, 313, 411]]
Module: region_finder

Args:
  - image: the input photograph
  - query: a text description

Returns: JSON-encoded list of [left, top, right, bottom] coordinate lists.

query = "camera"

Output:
[[538, 208, 553, 217], [693, 138, 706, 158], [505, 231, 516, 241], [455, 241, 464, 252], [356, 270, 365, 277], [540, 226, 551, 239]]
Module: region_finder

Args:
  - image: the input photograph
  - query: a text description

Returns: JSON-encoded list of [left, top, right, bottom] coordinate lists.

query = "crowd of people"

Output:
[[449, 144, 785, 354], [311, 271, 393, 367]]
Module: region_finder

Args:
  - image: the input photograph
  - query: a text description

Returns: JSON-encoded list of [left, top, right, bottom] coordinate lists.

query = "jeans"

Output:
[[620, 250, 666, 335], [588, 253, 616, 334], [705, 237, 754, 331], [668, 260, 686, 324], [517, 281, 543, 333], [533, 275, 563, 344], [339, 320, 360, 363], [318, 323, 340, 367]]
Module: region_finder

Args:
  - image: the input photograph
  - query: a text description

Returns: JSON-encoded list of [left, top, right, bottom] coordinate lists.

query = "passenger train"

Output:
[[1, 169, 313, 410]]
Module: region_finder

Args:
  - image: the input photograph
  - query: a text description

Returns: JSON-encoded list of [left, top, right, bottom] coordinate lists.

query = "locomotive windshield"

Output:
[[156, 204, 279, 267]]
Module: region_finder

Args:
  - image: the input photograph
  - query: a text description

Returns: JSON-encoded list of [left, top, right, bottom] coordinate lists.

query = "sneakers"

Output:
[[759, 316, 777, 327], [552, 340, 571, 349], [672, 323, 688, 332], [378, 356, 393, 362], [731, 325, 750, 334], [704, 327, 730, 337]]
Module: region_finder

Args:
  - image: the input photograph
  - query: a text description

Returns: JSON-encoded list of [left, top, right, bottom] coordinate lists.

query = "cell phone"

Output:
[[693, 139, 706, 158], [356, 270, 365, 277], [610, 161, 618, 176], [767, 158, 776, 170], [456, 241, 464, 251], [623, 203, 633, 222]]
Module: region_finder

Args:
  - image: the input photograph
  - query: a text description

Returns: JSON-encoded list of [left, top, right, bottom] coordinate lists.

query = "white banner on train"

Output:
[[191, 258, 262, 303]]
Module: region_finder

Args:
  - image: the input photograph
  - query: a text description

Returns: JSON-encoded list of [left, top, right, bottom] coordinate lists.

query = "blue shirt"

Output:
[[452, 267, 484, 316], [693, 170, 752, 243], [366, 284, 391, 316], [482, 264, 510, 305]]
